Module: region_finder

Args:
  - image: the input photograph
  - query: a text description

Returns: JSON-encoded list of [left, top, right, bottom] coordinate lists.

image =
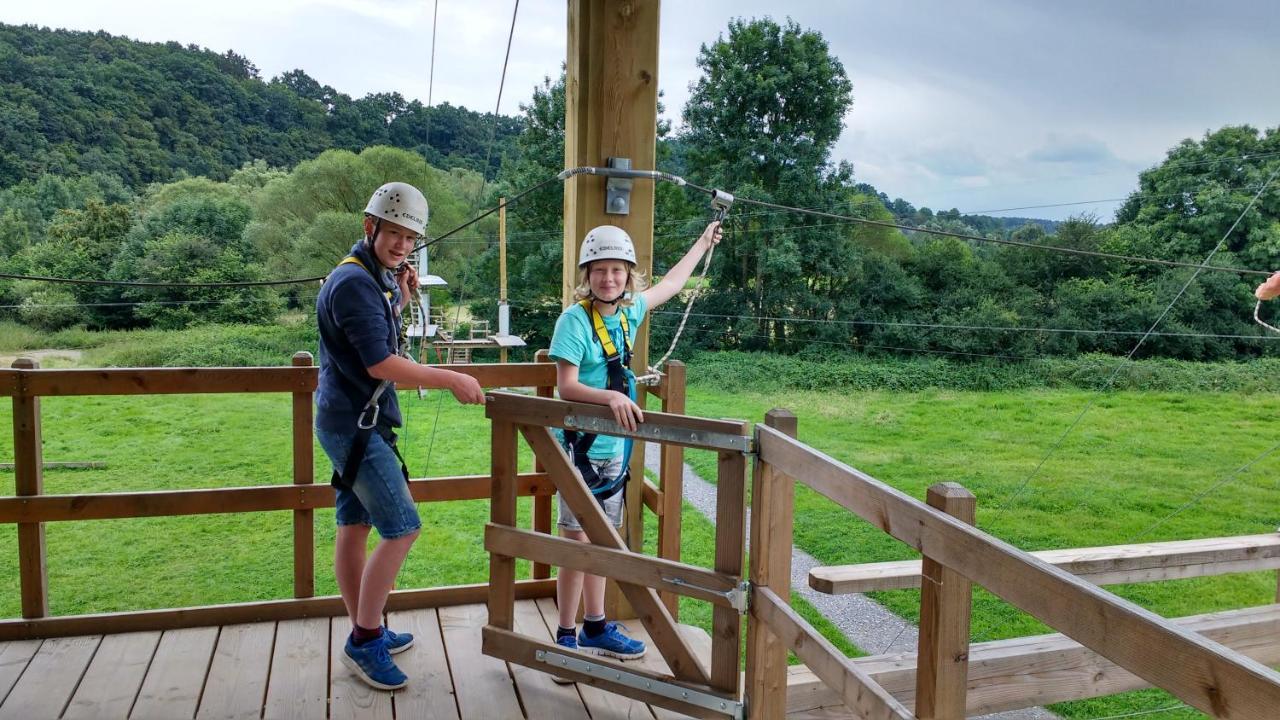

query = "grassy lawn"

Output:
[[0, 361, 1275, 718]]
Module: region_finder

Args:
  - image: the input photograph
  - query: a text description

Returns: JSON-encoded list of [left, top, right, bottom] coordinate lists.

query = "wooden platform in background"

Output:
[[0, 599, 714, 720]]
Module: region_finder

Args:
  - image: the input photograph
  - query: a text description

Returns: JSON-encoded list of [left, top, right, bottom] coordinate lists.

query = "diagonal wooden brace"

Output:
[[520, 424, 711, 686]]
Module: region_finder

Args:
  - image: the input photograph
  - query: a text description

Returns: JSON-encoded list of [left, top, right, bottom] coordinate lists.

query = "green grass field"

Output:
[[1, 347, 1275, 718]]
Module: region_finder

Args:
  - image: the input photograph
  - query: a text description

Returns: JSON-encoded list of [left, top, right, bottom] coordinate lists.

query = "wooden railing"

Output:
[[483, 390, 751, 718], [0, 355, 689, 642], [745, 417, 1280, 720]]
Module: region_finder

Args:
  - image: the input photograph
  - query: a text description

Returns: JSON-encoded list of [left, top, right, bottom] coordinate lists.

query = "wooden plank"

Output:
[[484, 625, 730, 720], [426, 362, 556, 389], [292, 352, 314, 599], [197, 622, 275, 719], [489, 420, 518, 632], [711, 429, 750, 694], [642, 479, 663, 515], [131, 626, 218, 720], [914, 483, 975, 720], [486, 524, 738, 607], [440, 604, 524, 719], [329, 617, 392, 720], [0, 634, 98, 720], [786, 603, 1280, 716], [658, 360, 687, 618], [387, 608, 460, 720], [745, 408, 797, 720], [263, 617, 329, 720], [0, 579, 556, 641], [533, 371, 555, 580], [758, 425, 1280, 718], [810, 532, 1280, 594], [521, 424, 711, 685], [0, 473, 555, 523], [18, 366, 315, 396], [12, 358, 46, 620], [509, 600, 591, 720], [489, 391, 751, 451], [751, 587, 911, 720], [0, 641, 40, 706], [63, 631, 160, 719]]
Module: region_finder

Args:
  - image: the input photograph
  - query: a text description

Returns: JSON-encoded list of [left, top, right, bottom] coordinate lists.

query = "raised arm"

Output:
[[640, 221, 722, 310]]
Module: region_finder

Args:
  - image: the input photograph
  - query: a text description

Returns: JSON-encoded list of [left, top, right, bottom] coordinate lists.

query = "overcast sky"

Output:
[[5, 0, 1278, 220]]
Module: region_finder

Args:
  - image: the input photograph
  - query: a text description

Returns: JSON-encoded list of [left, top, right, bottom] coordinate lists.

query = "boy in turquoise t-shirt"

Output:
[[547, 220, 722, 668]]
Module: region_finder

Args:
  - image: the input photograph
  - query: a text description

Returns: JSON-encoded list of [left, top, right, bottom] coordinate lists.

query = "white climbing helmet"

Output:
[[578, 225, 637, 267], [364, 182, 429, 236]]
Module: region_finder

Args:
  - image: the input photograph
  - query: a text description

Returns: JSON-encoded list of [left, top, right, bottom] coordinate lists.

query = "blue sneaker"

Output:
[[578, 622, 646, 660], [382, 626, 414, 654], [551, 633, 578, 684], [342, 635, 407, 690]]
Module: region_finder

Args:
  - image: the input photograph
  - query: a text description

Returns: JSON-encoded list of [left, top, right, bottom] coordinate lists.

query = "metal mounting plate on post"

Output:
[[605, 157, 633, 215], [535, 649, 744, 719]]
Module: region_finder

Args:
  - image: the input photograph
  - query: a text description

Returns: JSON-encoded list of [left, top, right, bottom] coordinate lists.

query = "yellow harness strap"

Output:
[[578, 299, 630, 360], [338, 256, 394, 302]]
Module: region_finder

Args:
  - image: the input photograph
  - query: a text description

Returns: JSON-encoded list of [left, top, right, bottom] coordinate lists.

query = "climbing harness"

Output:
[[328, 252, 411, 491], [560, 299, 637, 502]]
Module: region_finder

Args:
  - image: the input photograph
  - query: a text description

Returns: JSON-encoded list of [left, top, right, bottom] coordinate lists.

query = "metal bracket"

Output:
[[605, 157, 633, 215], [664, 578, 751, 613], [563, 413, 753, 454], [534, 649, 744, 719]]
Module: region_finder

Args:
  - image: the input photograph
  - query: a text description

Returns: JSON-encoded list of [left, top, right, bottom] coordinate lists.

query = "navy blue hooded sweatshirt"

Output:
[[315, 241, 403, 435]]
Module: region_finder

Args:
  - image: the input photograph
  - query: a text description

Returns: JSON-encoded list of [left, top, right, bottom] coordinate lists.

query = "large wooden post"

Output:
[[915, 482, 977, 719], [12, 358, 47, 619], [565, 0, 661, 620], [657, 360, 686, 617], [745, 409, 797, 719]]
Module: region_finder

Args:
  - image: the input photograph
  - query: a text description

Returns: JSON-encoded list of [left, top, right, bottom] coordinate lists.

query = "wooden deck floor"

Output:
[[0, 599, 716, 720]]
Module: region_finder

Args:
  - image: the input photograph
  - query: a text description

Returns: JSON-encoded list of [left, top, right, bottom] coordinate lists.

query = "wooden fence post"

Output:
[[711, 419, 751, 693], [915, 482, 977, 719], [745, 409, 797, 719], [488, 417, 518, 630], [658, 360, 686, 618], [291, 352, 315, 599], [533, 349, 553, 579], [12, 358, 47, 619]]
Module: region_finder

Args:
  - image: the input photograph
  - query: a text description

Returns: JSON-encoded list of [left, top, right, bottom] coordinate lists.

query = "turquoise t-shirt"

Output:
[[548, 294, 648, 459]]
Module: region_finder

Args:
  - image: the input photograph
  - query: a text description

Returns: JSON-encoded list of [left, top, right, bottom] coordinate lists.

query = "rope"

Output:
[[1254, 300, 1280, 334]]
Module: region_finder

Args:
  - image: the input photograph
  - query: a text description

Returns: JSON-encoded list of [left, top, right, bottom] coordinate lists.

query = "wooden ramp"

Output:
[[0, 601, 713, 720]]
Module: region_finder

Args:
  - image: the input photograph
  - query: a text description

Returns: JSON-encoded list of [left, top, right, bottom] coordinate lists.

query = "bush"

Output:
[[685, 351, 1280, 393]]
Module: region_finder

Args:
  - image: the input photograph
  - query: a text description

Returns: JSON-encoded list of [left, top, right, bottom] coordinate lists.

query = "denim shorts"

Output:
[[316, 426, 421, 540], [557, 456, 626, 531]]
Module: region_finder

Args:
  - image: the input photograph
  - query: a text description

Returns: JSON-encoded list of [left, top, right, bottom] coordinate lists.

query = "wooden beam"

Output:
[[486, 390, 750, 451], [488, 419, 518, 631], [0, 579, 556, 641], [757, 426, 1280, 718], [745, 409, 797, 720], [484, 524, 738, 606], [533, 357, 555, 580], [810, 533, 1280, 594], [752, 586, 913, 720], [658, 360, 687, 618], [519, 424, 711, 685], [291, 352, 314, 600], [786, 604, 1280, 716], [641, 478, 662, 515], [425, 362, 556, 388], [915, 483, 976, 720], [0, 474, 555, 523], [710, 424, 750, 693], [6, 367, 315, 396], [483, 626, 729, 720], [12, 358, 47, 619]]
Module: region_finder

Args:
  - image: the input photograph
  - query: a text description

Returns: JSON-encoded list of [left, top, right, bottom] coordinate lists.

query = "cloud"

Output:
[[1027, 134, 1120, 165], [910, 145, 989, 179]]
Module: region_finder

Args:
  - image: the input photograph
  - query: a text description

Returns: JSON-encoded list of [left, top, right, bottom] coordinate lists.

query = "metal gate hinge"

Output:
[[664, 578, 751, 614]]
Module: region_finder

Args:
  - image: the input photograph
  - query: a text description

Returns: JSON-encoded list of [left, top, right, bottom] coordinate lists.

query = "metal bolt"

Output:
[[682, 692, 689, 699]]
